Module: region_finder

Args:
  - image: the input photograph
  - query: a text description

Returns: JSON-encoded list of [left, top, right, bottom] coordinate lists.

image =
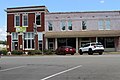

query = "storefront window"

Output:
[[24, 33, 34, 49], [98, 37, 115, 48], [106, 38, 115, 48]]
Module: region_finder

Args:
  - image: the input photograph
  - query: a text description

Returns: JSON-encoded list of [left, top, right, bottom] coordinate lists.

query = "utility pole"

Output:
[[33, 23, 37, 50]]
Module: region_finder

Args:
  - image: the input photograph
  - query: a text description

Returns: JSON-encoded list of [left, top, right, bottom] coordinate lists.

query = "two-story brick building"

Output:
[[6, 5, 120, 53], [6, 6, 48, 52]]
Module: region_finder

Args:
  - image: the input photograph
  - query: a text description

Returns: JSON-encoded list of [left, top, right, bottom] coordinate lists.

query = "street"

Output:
[[0, 55, 120, 80]]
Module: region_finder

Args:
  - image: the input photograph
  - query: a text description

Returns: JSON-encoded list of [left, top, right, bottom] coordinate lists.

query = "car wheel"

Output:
[[88, 49, 93, 55], [99, 52, 103, 55], [79, 50, 83, 55]]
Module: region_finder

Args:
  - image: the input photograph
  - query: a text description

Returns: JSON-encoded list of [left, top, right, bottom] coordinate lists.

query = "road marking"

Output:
[[41, 65, 82, 80], [0, 66, 26, 72]]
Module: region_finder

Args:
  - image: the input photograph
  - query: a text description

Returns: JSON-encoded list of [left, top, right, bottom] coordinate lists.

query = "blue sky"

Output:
[[0, 0, 120, 40]]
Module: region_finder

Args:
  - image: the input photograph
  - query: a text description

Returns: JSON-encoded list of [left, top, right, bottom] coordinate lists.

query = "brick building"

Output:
[[45, 11, 120, 53], [6, 6, 120, 53], [6, 6, 48, 52]]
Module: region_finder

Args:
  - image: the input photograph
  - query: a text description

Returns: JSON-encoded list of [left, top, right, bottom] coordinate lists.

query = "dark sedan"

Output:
[[55, 46, 76, 55]]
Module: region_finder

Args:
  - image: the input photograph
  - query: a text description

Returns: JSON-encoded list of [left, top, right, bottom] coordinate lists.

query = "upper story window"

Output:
[[12, 33, 18, 40], [98, 20, 104, 30], [98, 20, 111, 30], [22, 14, 28, 27], [105, 20, 110, 30], [36, 14, 41, 26], [48, 21, 53, 31], [61, 21, 66, 31], [15, 15, 20, 27], [68, 20, 72, 30], [82, 21, 87, 30]]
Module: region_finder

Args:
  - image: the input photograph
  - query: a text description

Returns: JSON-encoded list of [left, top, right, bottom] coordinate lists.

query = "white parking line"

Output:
[[41, 65, 82, 80], [0, 66, 26, 72]]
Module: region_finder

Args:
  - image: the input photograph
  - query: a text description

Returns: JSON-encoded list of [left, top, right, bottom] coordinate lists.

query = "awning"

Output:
[[44, 30, 120, 38]]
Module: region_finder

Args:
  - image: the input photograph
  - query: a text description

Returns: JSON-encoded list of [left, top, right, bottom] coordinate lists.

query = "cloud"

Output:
[[0, 26, 7, 41], [100, 0, 105, 3]]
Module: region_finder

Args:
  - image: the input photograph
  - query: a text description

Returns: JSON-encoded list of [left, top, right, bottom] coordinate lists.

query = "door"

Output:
[[12, 41, 18, 50]]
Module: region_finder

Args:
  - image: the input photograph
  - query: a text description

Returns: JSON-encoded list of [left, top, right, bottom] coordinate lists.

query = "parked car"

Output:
[[55, 46, 76, 55], [79, 42, 104, 55]]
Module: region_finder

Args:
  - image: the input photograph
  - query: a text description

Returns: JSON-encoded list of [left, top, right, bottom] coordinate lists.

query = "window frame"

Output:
[[68, 20, 72, 31], [61, 21, 66, 31], [82, 20, 87, 30], [14, 14, 20, 27], [48, 21, 53, 31], [22, 14, 28, 27], [105, 20, 111, 30], [35, 13, 41, 27], [98, 20, 104, 30], [24, 32, 35, 50]]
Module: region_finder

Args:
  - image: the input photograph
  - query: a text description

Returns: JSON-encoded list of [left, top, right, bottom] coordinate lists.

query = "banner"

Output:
[[16, 26, 26, 32]]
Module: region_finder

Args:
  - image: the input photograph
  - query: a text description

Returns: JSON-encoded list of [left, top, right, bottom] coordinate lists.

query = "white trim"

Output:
[[6, 7, 47, 12]]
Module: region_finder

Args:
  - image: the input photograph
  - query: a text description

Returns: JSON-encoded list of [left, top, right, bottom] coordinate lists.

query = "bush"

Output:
[[43, 49, 55, 55], [0, 50, 7, 55], [28, 50, 42, 55], [11, 50, 23, 55]]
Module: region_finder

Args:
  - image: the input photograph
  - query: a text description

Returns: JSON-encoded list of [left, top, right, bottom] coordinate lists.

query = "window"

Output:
[[24, 33, 34, 49], [48, 21, 53, 31], [105, 20, 110, 30], [23, 14, 28, 27], [98, 20, 104, 30], [82, 21, 87, 30], [98, 37, 115, 48], [98, 20, 111, 30], [15, 15, 20, 27], [12, 33, 18, 40], [36, 14, 41, 25], [106, 38, 115, 48], [68, 20, 72, 30], [61, 21, 66, 31]]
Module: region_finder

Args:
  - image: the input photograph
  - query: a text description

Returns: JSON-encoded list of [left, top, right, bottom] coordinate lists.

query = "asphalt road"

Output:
[[0, 55, 120, 80]]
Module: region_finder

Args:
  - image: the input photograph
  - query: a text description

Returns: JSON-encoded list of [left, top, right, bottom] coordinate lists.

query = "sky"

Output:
[[0, 0, 120, 41]]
